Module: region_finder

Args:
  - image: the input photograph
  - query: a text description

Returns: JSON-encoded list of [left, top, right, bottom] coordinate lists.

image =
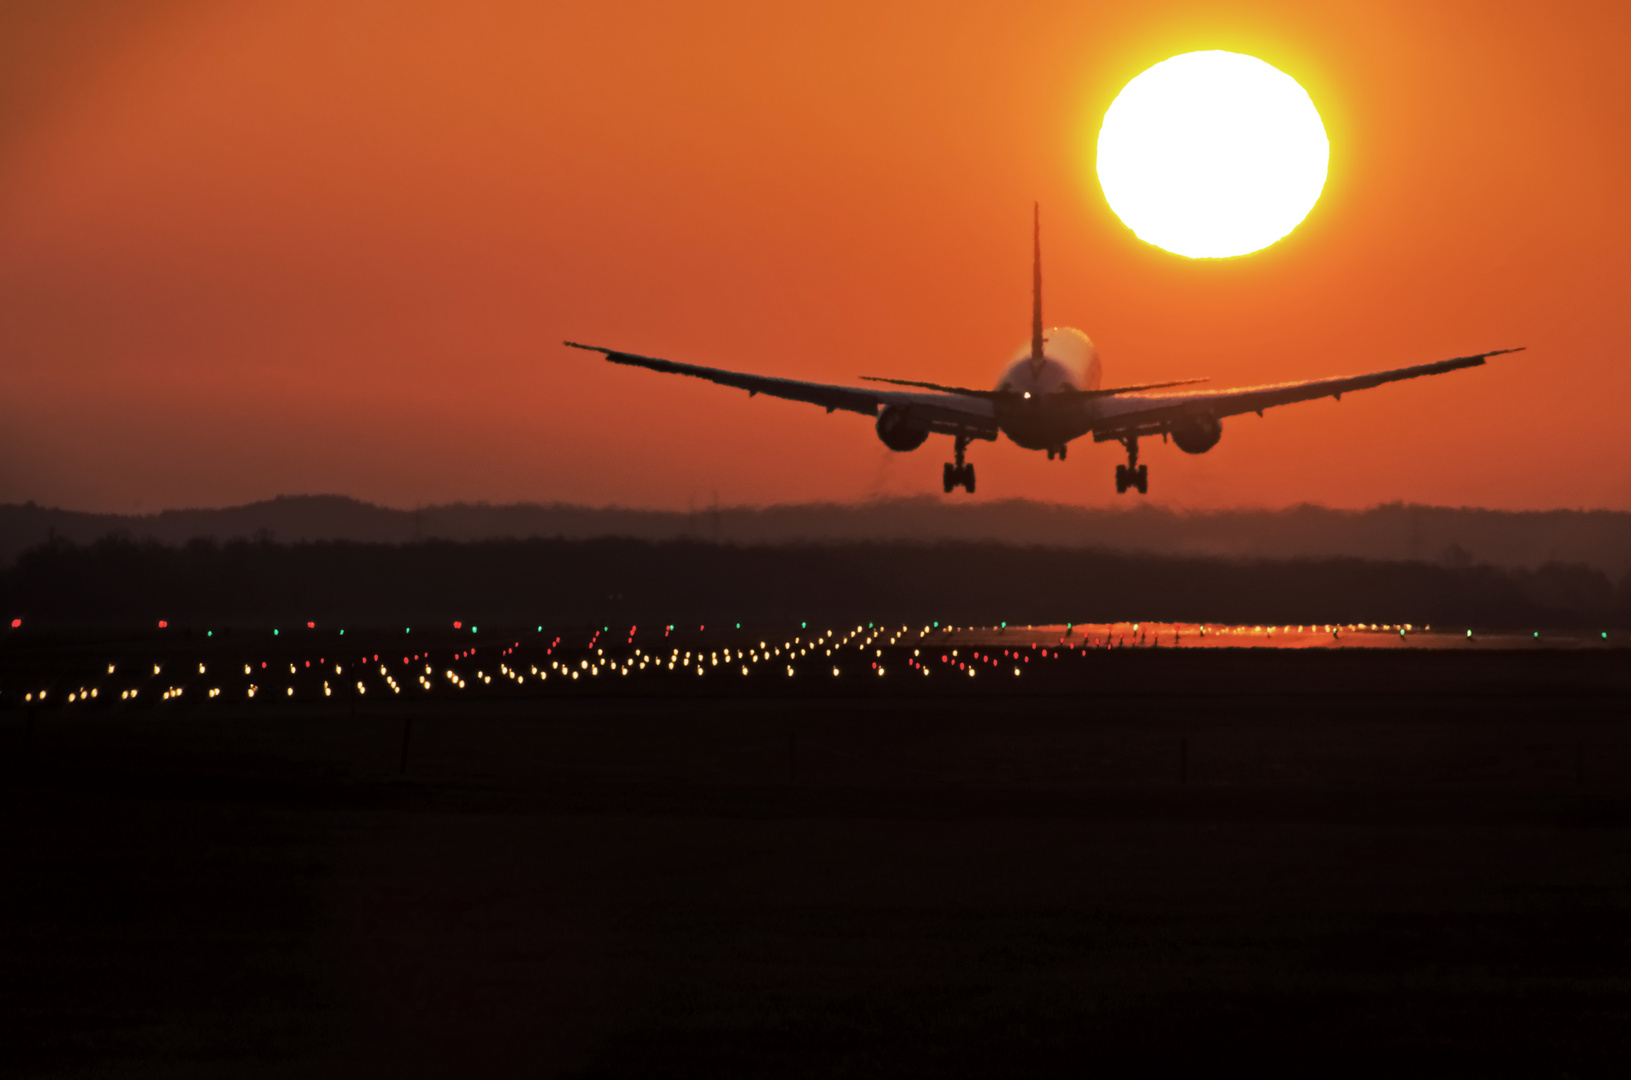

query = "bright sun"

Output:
[[1096, 51, 1329, 259]]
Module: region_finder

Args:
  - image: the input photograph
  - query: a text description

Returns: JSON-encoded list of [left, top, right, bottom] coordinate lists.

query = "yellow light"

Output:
[[1097, 51, 1328, 258]]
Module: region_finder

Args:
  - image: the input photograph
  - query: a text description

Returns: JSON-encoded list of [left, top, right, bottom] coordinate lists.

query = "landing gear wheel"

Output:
[[1114, 437, 1148, 495], [943, 435, 976, 495]]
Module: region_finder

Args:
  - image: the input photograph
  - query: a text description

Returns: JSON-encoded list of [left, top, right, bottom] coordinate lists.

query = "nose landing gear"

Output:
[[943, 436, 976, 494], [1114, 436, 1148, 495]]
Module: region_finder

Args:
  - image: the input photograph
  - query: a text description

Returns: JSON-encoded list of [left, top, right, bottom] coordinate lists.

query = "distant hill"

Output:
[[5, 495, 1631, 578]]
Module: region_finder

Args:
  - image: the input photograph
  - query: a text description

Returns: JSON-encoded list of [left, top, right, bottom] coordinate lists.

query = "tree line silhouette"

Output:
[[4, 534, 1627, 630]]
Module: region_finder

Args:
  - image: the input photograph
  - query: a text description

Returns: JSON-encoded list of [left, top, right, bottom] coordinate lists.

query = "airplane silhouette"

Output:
[[568, 206, 1519, 494]]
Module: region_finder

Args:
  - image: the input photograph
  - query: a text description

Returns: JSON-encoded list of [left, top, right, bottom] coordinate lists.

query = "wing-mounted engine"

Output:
[[875, 404, 930, 451], [1171, 414, 1222, 454]]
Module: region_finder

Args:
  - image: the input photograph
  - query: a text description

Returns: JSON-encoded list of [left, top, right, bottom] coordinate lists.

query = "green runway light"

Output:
[[273, 629, 279, 636], [736, 623, 741, 629], [207, 631, 213, 637], [472, 626, 478, 633], [801, 622, 807, 629]]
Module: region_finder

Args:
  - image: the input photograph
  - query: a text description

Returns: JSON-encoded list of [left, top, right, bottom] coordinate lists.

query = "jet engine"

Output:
[[875, 404, 930, 451], [1170, 414, 1222, 454]]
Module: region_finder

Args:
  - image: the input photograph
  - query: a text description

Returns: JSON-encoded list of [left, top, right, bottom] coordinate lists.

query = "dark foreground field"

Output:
[[4, 649, 1631, 1077]]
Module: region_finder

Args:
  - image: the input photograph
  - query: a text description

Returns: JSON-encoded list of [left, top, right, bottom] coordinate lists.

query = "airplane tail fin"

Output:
[[1031, 203, 1044, 365]]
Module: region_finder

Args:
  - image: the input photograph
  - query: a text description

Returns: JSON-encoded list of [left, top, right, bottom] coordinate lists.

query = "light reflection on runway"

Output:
[[944, 623, 1626, 651]]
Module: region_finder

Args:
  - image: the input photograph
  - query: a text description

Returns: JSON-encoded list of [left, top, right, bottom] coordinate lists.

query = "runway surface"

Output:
[[3, 628, 1629, 1076]]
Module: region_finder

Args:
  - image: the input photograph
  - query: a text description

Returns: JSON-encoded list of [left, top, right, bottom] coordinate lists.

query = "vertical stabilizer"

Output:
[[1030, 203, 1044, 366]]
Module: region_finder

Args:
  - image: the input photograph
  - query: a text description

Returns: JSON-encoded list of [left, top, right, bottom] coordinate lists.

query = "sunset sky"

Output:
[[2, 0, 1627, 513]]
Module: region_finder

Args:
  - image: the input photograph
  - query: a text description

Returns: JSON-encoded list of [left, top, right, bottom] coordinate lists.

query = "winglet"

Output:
[[1030, 203, 1044, 367]]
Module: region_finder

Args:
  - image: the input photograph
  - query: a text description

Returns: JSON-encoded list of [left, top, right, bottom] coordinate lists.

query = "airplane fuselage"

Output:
[[993, 326, 1101, 451]]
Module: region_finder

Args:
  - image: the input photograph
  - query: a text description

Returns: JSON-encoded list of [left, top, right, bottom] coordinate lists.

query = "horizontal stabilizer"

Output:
[[859, 375, 1210, 400]]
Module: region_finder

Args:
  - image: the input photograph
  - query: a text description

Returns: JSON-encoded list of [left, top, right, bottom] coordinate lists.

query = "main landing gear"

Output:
[[943, 436, 975, 494], [1114, 435, 1148, 495]]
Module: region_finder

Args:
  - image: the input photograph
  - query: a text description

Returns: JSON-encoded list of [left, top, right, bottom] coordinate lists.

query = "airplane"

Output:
[[566, 206, 1519, 495]]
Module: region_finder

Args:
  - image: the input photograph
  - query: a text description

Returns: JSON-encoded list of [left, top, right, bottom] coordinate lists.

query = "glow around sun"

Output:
[[1097, 51, 1329, 259]]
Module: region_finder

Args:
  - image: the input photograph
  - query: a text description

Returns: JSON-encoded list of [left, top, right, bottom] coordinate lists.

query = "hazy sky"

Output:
[[2, 0, 1627, 512]]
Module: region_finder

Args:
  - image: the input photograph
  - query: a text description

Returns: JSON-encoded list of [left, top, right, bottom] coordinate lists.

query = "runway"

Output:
[[4, 626, 1630, 1075]]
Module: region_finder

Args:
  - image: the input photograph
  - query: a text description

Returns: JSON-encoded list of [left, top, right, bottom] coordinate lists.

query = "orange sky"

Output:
[[2, 0, 1628, 513]]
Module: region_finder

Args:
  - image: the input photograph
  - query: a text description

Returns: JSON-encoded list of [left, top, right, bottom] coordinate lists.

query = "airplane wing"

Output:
[[1089, 348, 1522, 440], [565, 341, 1000, 439]]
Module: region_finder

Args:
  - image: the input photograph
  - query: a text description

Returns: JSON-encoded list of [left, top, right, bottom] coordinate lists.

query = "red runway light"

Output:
[[453, 621, 463, 629], [306, 621, 315, 628], [158, 620, 168, 628], [9, 618, 19, 628]]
